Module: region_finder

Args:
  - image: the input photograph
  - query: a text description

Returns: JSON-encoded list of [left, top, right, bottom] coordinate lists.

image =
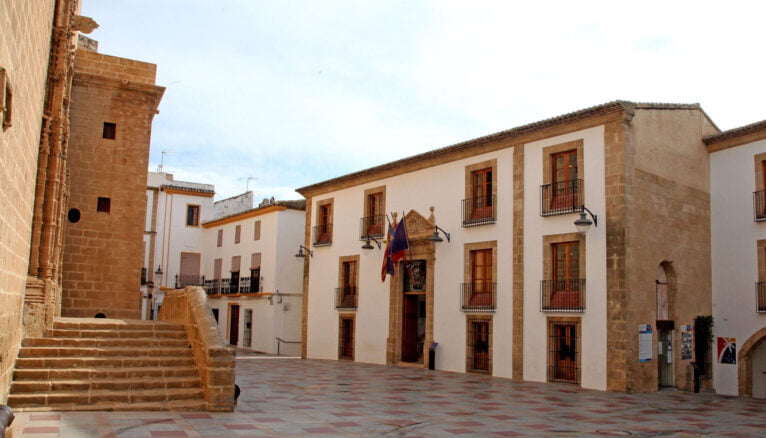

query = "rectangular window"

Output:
[[337, 256, 359, 309], [178, 252, 201, 287], [361, 187, 385, 239], [542, 234, 585, 312], [234, 225, 241, 244], [462, 242, 497, 311], [541, 140, 584, 216], [97, 197, 111, 213], [313, 199, 333, 245], [217, 229, 223, 247], [102, 122, 116, 139], [230, 256, 241, 293], [254, 220, 261, 240], [186, 205, 200, 226], [250, 252, 261, 293], [548, 320, 580, 384], [753, 156, 766, 221], [463, 160, 497, 226]]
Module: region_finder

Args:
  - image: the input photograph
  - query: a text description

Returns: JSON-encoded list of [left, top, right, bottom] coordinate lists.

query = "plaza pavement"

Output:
[[10, 350, 766, 437]]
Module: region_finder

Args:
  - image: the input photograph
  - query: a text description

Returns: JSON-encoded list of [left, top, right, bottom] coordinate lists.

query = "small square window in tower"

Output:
[[97, 197, 111, 213], [102, 122, 116, 139]]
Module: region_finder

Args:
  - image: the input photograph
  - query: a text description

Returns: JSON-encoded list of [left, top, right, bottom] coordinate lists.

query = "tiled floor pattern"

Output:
[[11, 353, 766, 437]]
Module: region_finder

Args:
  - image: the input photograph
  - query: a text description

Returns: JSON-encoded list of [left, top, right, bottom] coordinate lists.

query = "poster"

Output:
[[680, 325, 692, 360], [717, 337, 736, 364], [639, 324, 653, 362]]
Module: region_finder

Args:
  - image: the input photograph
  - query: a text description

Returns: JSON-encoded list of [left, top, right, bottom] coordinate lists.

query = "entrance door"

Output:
[[658, 329, 674, 388], [401, 260, 426, 364], [752, 340, 766, 399], [243, 309, 252, 348], [229, 304, 240, 346], [552, 323, 577, 383], [471, 320, 490, 372], [340, 317, 354, 360]]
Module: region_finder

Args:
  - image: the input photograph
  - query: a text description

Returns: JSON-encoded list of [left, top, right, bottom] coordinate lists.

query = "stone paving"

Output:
[[10, 352, 766, 437]]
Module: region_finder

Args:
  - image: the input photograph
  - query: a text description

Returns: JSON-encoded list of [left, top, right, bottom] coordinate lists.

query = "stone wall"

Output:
[[61, 49, 164, 319], [0, 0, 59, 403], [623, 108, 718, 392]]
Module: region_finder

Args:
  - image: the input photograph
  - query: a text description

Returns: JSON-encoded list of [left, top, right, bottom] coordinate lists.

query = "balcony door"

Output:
[[470, 249, 493, 306], [551, 150, 578, 210], [228, 304, 240, 346], [471, 168, 493, 220], [179, 253, 200, 287], [552, 241, 580, 307]]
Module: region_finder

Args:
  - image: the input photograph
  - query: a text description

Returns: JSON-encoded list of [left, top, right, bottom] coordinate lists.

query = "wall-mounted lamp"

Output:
[[574, 207, 598, 233], [295, 245, 313, 258], [429, 225, 451, 243], [361, 235, 382, 250], [155, 265, 163, 276]]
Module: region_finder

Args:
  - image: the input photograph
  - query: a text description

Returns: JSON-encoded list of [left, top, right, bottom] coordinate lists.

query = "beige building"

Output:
[[297, 101, 718, 393]]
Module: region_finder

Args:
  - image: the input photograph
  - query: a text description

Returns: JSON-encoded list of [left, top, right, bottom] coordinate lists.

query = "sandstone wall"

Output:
[[0, 0, 57, 403]]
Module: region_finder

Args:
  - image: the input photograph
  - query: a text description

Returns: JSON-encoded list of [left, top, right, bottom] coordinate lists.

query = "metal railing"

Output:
[[276, 337, 301, 356], [462, 195, 496, 227], [202, 276, 262, 295], [754, 190, 766, 222], [540, 279, 586, 312], [359, 215, 385, 239], [335, 287, 358, 309], [541, 179, 584, 216], [312, 223, 333, 246], [757, 282, 766, 313], [460, 282, 497, 312], [175, 275, 203, 289]]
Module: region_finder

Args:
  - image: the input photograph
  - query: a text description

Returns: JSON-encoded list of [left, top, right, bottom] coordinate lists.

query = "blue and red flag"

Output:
[[381, 220, 395, 281], [381, 215, 409, 281]]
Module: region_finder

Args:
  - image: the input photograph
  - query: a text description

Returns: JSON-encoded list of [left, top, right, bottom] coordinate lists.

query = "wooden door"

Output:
[[658, 329, 674, 388], [229, 305, 240, 346], [470, 249, 493, 306], [471, 168, 493, 219], [554, 323, 577, 382], [401, 295, 419, 362], [340, 317, 354, 359], [471, 320, 490, 371], [552, 242, 580, 308], [318, 204, 331, 243], [551, 149, 578, 209], [366, 192, 382, 236]]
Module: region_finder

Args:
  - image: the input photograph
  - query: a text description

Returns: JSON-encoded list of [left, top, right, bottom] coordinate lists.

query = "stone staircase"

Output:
[[8, 317, 206, 411]]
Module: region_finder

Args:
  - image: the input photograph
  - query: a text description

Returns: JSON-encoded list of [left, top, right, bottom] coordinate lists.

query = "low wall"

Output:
[[158, 287, 235, 412]]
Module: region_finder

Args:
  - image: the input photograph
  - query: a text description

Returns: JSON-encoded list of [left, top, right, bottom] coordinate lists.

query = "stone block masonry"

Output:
[[61, 48, 164, 319]]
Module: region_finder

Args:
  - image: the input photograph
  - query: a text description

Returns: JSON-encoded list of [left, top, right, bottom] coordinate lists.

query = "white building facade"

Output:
[[298, 101, 717, 393], [707, 121, 766, 398]]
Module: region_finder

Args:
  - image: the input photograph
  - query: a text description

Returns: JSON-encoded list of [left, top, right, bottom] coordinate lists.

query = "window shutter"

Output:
[[235, 225, 241, 243], [251, 252, 261, 269], [254, 220, 261, 240], [213, 258, 222, 279], [231, 256, 241, 272], [217, 229, 223, 247]]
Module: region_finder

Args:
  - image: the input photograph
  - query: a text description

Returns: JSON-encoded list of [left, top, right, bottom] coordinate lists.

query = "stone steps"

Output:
[[9, 317, 205, 411]]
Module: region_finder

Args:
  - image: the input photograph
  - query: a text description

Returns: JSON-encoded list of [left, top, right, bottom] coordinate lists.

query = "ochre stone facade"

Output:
[[62, 49, 164, 318]]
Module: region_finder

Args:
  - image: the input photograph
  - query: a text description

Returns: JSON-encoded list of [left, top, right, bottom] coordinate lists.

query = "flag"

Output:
[[390, 216, 409, 264], [381, 220, 395, 281]]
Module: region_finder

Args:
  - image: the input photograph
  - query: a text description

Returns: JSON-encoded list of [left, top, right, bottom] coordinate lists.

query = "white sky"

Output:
[[81, 0, 766, 201]]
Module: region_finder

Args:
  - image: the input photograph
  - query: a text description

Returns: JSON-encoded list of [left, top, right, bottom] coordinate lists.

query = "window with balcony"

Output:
[[757, 240, 766, 312], [360, 187, 385, 239], [541, 234, 585, 312], [541, 140, 584, 216], [548, 318, 580, 384], [248, 252, 261, 293], [230, 256, 241, 294], [753, 157, 766, 221], [336, 256, 359, 309], [463, 160, 497, 227], [462, 242, 497, 312], [313, 199, 333, 246], [186, 205, 200, 227]]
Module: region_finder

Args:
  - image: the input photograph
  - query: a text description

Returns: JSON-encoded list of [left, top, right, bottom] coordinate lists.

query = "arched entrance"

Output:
[[656, 262, 675, 388], [738, 327, 766, 398]]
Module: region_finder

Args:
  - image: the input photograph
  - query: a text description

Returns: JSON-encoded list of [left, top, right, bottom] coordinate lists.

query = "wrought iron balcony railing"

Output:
[[359, 215, 385, 239], [175, 275, 203, 289], [203, 276, 262, 296], [540, 279, 586, 312], [335, 286, 358, 309], [312, 223, 333, 246], [754, 190, 766, 222], [460, 282, 497, 312], [541, 179, 584, 216], [757, 282, 766, 313], [462, 195, 496, 227]]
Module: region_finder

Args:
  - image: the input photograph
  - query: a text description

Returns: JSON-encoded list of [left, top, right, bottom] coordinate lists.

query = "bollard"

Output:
[[429, 342, 439, 371]]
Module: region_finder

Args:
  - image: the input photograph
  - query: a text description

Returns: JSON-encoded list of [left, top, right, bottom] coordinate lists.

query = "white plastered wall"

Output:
[[710, 138, 766, 396], [522, 125, 608, 390]]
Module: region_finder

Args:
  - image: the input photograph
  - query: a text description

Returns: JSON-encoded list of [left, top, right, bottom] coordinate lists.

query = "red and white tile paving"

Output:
[[10, 353, 766, 437]]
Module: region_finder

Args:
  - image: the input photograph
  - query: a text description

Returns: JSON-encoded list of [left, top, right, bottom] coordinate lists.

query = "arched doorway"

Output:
[[656, 262, 675, 388], [738, 328, 766, 398]]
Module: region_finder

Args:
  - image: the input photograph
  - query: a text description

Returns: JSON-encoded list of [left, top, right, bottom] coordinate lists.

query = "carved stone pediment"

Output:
[[403, 209, 435, 241]]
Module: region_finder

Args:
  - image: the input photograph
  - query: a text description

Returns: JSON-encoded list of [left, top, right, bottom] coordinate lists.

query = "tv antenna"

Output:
[[157, 150, 176, 172], [246, 176, 257, 192]]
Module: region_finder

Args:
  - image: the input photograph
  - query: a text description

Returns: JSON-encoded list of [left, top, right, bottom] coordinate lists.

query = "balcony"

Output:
[[175, 275, 203, 288], [754, 191, 766, 222], [312, 223, 333, 246], [460, 282, 497, 312], [757, 282, 766, 313], [541, 179, 584, 216], [462, 195, 496, 227], [202, 276, 262, 296], [359, 215, 385, 239], [540, 279, 585, 312], [335, 286, 357, 309]]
